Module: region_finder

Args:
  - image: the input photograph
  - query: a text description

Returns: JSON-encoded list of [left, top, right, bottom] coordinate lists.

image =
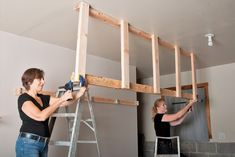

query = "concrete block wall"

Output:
[[142, 141, 235, 157]]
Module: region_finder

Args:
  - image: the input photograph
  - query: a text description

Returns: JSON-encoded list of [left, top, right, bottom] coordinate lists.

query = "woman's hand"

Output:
[[75, 87, 86, 99], [59, 90, 73, 103]]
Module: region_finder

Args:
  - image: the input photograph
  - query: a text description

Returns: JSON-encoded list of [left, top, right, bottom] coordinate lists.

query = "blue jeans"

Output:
[[15, 136, 48, 157]]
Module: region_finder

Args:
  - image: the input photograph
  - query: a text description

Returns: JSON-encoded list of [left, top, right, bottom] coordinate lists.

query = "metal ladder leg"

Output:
[[68, 100, 83, 157], [86, 90, 100, 157]]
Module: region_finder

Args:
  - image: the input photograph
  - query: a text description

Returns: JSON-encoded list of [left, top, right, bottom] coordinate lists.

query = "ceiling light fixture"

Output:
[[205, 33, 215, 47]]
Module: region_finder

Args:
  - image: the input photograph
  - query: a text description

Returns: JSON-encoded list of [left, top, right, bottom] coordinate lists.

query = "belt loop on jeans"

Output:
[[19, 132, 49, 143]]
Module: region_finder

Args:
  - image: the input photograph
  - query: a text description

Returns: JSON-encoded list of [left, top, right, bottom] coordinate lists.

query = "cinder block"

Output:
[[217, 143, 235, 153], [180, 141, 196, 153], [197, 142, 216, 153], [208, 153, 230, 157], [189, 152, 209, 157]]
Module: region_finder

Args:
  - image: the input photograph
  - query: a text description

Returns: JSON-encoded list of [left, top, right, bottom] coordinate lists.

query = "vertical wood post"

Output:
[[151, 35, 160, 93], [175, 45, 181, 97], [74, 2, 89, 81], [191, 53, 197, 100], [120, 20, 130, 89]]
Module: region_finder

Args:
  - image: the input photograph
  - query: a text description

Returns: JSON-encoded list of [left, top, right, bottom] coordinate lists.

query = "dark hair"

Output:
[[21, 68, 44, 90]]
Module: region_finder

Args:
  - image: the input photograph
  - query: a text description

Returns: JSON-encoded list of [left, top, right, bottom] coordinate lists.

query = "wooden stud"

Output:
[[151, 35, 160, 94], [120, 20, 130, 89], [74, 2, 90, 81], [190, 53, 197, 100], [175, 45, 181, 97]]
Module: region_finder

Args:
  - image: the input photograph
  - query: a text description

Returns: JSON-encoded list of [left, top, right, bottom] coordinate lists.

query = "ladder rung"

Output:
[[77, 140, 97, 144], [50, 140, 71, 146], [50, 140, 97, 146], [157, 155, 178, 157], [51, 113, 76, 117], [85, 118, 92, 122]]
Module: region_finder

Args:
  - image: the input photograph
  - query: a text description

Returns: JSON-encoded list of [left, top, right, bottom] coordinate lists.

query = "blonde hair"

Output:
[[152, 98, 165, 120]]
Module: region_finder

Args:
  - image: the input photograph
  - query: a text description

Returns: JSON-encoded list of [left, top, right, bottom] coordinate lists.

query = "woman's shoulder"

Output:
[[154, 113, 164, 121], [18, 93, 31, 104]]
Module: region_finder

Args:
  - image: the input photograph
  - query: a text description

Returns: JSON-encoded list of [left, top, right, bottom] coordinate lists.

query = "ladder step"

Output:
[[77, 140, 97, 144], [50, 140, 97, 146], [50, 140, 71, 146], [157, 155, 179, 157], [51, 113, 76, 117], [86, 118, 92, 122]]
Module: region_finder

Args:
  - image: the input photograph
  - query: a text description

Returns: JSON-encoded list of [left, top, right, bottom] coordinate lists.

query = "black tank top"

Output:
[[154, 113, 170, 137], [18, 93, 50, 137]]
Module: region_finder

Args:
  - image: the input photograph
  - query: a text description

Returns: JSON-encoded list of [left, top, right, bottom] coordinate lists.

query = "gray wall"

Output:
[[0, 31, 138, 157]]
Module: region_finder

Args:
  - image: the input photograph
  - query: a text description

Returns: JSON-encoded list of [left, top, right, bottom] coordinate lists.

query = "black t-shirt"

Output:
[[154, 113, 170, 137], [18, 93, 51, 137]]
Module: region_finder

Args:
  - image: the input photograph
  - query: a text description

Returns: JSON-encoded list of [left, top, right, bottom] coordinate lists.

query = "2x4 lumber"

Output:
[[74, 2, 89, 80], [151, 34, 160, 94], [175, 45, 181, 97], [190, 53, 197, 100], [129, 25, 151, 40], [86, 74, 193, 99], [86, 96, 138, 106], [74, 3, 192, 58], [121, 20, 130, 89]]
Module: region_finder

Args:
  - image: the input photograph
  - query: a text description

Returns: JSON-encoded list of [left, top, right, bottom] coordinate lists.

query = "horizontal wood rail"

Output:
[[14, 87, 138, 106], [86, 74, 193, 99]]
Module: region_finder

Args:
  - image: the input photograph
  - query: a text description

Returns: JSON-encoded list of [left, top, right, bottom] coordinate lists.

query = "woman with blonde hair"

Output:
[[152, 98, 195, 155]]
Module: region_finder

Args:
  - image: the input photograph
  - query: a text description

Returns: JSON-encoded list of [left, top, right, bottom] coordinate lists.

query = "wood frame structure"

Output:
[[74, 2, 197, 100]]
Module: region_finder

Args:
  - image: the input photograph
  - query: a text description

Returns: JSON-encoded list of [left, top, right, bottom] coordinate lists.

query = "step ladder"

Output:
[[49, 86, 100, 157], [154, 136, 180, 157]]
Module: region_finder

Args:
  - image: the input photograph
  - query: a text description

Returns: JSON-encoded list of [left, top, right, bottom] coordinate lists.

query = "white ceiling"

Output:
[[1, 0, 235, 78]]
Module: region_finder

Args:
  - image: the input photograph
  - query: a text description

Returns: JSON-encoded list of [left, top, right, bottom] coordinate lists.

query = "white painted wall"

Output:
[[0, 31, 137, 157], [139, 62, 235, 142]]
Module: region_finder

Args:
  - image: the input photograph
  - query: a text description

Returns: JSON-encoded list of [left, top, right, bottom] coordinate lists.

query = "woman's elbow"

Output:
[[33, 114, 48, 121]]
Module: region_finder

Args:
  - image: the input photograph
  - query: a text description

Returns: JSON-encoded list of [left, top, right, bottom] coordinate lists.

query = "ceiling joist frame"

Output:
[[74, 1, 197, 100]]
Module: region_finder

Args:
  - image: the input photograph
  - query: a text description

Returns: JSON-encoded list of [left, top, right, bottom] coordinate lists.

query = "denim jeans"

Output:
[[15, 136, 48, 157]]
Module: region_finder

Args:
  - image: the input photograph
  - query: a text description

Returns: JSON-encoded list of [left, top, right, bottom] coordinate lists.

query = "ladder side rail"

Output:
[[68, 99, 83, 157], [86, 90, 101, 157]]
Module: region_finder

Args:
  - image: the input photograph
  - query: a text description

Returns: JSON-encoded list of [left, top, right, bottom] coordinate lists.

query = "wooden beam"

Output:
[[74, 2, 89, 80], [175, 45, 181, 97], [151, 35, 160, 94], [120, 20, 130, 89], [85, 96, 138, 106], [129, 25, 151, 40], [74, 4, 120, 28], [190, 53, 197, 100], [86, 74, 193, 99]]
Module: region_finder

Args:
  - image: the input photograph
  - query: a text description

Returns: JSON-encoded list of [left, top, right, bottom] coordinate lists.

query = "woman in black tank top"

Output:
[[15, 68, 86, 157]]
